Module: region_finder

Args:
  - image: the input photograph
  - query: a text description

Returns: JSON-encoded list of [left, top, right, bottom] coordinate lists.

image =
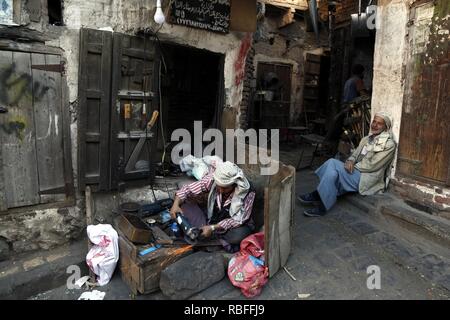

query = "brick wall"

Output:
[[238, 46, 256, 129], [390, 178, 450, 220]]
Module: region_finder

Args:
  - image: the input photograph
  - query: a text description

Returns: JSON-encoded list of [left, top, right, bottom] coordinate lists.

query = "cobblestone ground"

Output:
[[31, 168, 450, 300]]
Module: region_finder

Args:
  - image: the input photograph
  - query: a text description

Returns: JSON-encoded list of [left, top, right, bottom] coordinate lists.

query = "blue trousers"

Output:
[[315, 159, 361, 211]]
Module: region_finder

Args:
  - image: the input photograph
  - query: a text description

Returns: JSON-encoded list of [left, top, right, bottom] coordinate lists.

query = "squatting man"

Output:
[[298, 112, 397, 217], [170, 161, 256, 252]]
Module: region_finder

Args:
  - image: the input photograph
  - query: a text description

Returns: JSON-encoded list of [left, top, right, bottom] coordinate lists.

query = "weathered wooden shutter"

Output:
[[32, 53, 71, 203], [78, 28, 113, 191], [0, 49, 71, 209], [0, 50, 40, 208], [109, 33, 159, 189]]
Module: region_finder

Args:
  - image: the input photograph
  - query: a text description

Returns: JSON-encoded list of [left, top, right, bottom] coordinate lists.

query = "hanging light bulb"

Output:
[[154, 0, 166, 25]]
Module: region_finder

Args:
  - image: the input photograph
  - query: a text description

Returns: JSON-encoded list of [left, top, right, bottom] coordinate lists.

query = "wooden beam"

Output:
[[278, 7, 296, 28], [260, 0, 308, 11], [0, 27, 59, 42], [230, 0, 257, 32], [0, 39, 63, 55]]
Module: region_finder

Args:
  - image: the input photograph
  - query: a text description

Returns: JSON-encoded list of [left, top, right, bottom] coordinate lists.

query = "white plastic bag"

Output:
[[179, 155, 222, 180], [78, 290, 106, 300], [86, 224, 119, 286]]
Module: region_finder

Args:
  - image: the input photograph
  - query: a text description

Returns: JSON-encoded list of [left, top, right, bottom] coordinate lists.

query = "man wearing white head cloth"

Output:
[[298, 112, 397, 217], [170, 161, 256, 251]]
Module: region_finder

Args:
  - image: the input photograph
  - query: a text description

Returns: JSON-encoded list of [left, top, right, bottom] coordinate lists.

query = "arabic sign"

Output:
[[170, 0, 231, 34]]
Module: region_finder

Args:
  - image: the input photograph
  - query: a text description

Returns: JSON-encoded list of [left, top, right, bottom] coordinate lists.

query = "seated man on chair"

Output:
[[298, 112, 397, 217], [170, 161, 256, 251]]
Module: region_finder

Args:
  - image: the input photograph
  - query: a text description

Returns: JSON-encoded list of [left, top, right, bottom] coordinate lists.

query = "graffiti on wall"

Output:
[[234, 33, 252, 86], [0, 63, 50, 107], [0, 115, 26, 141]]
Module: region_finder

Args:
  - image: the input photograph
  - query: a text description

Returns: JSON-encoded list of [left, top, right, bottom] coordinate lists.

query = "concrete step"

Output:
[[0, 239, 88, 300], [342, 191, 450, 246], [381, 202, 450, 247]]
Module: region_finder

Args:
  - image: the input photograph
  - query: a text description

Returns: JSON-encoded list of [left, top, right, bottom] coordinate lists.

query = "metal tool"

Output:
[[119, 201, 141, 213], [139, 244, 161, 256], [176, 212, 201, 245], [125, 110, 159, 172], [138, 198, 174, 218]]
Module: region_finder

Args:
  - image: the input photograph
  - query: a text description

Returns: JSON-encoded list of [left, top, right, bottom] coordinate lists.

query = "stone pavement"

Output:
[[28, 168, 450, 300], [0, 240, 88, 299]]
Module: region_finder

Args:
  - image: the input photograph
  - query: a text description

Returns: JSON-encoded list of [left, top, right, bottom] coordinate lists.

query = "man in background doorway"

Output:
[[342, 64, 368, 104]]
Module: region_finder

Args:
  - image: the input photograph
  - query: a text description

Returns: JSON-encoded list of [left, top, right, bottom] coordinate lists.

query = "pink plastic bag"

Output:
[[86, 224, 119, 286], [227, 232, 269, 298]]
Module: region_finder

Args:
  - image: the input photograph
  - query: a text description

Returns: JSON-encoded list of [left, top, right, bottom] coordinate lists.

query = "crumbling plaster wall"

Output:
[[0, 0, 250, 260], [371, 0, 411, 151]]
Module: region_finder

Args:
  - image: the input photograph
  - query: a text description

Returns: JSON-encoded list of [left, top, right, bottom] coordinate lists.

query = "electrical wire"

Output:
[[158, 60, 166, 166], [158, 57, 172, 198], [143, 31, 158, 201], [140, 22, 171, 199]]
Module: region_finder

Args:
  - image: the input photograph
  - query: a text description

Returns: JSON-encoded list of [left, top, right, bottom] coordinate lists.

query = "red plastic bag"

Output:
[[240, 232, 265, 258], [227, 232, 269, 298]]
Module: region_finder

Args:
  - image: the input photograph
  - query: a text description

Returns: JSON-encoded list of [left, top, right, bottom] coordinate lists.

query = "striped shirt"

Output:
[[176, 173, 256, 231]]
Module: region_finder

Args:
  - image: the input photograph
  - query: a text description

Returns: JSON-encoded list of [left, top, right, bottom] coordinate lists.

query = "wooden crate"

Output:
[[117, 213, 153, 244], [119, 234, 193, 295]]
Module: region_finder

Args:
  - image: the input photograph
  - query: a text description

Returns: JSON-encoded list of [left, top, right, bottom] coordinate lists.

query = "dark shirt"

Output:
[[343, 76, 366, 103]]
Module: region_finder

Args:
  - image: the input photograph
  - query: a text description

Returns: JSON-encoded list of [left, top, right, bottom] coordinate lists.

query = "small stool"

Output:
[[296, 133, 326, 170]]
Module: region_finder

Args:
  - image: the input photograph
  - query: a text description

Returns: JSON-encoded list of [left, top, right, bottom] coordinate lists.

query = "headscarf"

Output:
[[207, 161, 251, 222], [374, 111, 393, 138]]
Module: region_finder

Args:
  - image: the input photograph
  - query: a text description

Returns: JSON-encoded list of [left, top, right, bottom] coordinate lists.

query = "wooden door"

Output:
[[255, 62, 292, 129], [0, 50, 70, 209], [109, 33, 159, 189], [78, 28, 113, 192], [397, 1, 450, 185], [78, 29, 159, 192]]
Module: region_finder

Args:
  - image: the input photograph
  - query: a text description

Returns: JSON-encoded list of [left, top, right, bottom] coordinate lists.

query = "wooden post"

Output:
[[85, 186, 95, 283]]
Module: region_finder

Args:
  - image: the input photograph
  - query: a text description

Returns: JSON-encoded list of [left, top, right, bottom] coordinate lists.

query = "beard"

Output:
[[370, 128, 384, 135]]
